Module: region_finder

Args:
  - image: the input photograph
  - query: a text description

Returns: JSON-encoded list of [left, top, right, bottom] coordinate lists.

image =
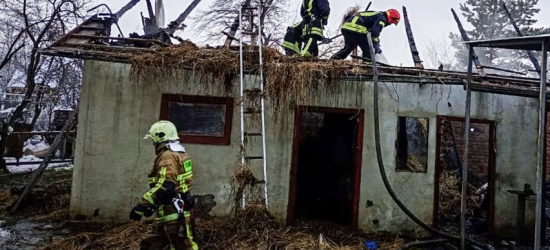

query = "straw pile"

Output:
[[44, 205, 404, 250], [131, 42, 365, 116]]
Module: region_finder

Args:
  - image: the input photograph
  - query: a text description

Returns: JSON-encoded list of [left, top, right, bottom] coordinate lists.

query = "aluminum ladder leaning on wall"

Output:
[[238, 4, 269, 209]]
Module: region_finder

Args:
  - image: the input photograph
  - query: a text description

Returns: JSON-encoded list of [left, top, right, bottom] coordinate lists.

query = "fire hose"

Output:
[[366, 33, 493, 250]]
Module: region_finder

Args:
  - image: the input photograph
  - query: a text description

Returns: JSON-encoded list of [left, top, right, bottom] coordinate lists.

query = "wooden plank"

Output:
[[9, 107, 79, 213]]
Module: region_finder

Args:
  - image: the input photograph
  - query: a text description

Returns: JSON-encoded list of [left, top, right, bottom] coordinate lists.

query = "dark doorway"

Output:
[[287, 107, 364, 228], [434, 116, 496, 239]]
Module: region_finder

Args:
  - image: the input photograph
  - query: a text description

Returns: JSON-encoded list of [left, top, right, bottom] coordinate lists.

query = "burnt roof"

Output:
[[40, 15, 549, 100]]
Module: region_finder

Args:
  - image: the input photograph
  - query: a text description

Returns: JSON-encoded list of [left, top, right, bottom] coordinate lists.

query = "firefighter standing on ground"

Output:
[[300, 0, 330, 57], [130, 121, 199, 250], [332, 9, 400, 60]]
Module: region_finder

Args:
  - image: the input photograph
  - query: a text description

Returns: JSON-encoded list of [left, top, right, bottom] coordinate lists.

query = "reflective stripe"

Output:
[[143, 167, 167, 205], [170, 244, 176, 250], [342, 22, 368, 34], [135, 210, 144, 216], [379, 21, 386, 27], [307, 0, 314, 15], [303, 25, 323, 37], [373, 37, 380, 43], [301, 38, 314, 56], [155, 213, 179, 223], [359, 11, 381, 17], [148, 177, 157, 184], [293, 22, 302, 28], [185, 212, 199, 250], [159, 205, 165, 217], [283, 41, 300, 53]]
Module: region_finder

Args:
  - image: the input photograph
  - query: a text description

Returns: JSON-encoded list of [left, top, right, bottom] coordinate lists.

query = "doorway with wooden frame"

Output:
[[433, 116, 496, 239], [287, 106, 364, 229]]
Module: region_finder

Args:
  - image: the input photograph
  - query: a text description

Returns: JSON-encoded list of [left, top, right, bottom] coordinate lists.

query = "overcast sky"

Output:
[[98, 0, 550, 67]]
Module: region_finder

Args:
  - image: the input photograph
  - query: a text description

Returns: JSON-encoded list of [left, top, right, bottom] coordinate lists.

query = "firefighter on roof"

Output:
[[332, 9, 400, 60], [282, 21, 305, 56], [130, 121, 198, 250], [300, 0, 330, 57]]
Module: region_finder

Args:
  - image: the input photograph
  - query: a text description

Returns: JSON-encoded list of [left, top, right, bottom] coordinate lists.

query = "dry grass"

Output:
[[131, 42, 366, 118], [44, 205, 404, 250]]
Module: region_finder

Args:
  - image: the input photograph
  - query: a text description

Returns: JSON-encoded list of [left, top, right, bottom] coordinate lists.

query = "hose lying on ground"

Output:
[[366, 33, 493, 250]]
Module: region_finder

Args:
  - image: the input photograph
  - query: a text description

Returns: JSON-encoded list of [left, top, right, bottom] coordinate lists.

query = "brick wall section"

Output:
[[448, 121, 490, 179]]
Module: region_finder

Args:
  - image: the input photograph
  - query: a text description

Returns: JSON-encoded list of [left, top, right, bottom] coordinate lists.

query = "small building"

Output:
[[42, 15, 549, 241]]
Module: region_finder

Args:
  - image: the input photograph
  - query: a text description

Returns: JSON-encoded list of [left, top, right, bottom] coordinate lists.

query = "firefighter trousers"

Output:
[[140, 211, 198, 250], [301, 19, 324, 57], [331, 30, 372, 60]]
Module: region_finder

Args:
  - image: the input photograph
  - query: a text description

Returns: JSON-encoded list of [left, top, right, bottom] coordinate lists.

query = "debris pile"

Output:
[[44, 205, 404, 250]]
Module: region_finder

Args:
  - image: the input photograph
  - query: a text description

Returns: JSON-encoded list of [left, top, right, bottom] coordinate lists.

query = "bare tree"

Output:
[[194, 0, 289, 47], [0, 0, 90, 126], [422, 38, 456, 70]]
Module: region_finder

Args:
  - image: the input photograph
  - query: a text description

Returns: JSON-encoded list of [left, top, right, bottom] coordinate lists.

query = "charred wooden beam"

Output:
[[165, 0, 202, 35], [451, 8, 485, 76], [403, 6, 424, 69], [502, 3, 542, 76], [115, 0, 141, 19]]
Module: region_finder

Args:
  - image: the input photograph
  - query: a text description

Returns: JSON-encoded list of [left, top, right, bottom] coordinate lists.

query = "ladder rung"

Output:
[[244, 132, 262, 137], [244, 109, 261, 115], [246, 156, 264, 160]]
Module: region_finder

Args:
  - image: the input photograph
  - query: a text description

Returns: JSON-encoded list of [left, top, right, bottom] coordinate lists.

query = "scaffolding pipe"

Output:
[[460, 45, 474, 250], [366, 33, 491, 250], [535, 40, 548, 250]]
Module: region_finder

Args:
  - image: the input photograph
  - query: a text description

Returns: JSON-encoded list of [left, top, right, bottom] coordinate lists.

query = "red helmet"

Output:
[[386, 9, 401, 25]]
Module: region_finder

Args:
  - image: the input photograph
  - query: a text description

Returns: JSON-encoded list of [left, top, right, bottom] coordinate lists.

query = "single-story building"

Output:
[[41, 14, 550, 241]]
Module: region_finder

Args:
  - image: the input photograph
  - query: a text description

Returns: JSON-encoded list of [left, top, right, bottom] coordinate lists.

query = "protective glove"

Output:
[[129, 204, 156, 221], [182, 192, 196, 210], [374, 44, 382, 54]]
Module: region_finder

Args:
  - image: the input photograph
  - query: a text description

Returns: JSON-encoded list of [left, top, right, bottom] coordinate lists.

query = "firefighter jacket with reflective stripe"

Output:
[[282, 21, 305, 54], [301, 0, 330, 20], [342, 11, 389, 44], [139, 143, 194, 209]]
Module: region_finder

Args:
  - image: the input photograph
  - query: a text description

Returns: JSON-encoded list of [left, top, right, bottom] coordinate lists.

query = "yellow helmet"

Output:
[[144, 121, 180, 143]]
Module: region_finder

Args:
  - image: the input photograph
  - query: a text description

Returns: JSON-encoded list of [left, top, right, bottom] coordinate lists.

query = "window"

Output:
[[160, 94, 234, 145], [396, 117, 429, 173]]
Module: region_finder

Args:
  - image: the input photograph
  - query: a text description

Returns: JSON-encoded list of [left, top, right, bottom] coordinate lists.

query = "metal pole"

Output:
[[257, 5, 269, 208], [238, 7, 246, 209], [460, 45, 474, 250], [535, 40, 548, 250]]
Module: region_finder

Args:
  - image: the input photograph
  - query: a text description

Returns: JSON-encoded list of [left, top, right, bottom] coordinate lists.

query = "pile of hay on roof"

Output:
[[131, 42, 366, 115]]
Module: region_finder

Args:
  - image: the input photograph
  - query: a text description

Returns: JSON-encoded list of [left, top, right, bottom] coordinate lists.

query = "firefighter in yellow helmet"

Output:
[[130, 121, 199, 250]]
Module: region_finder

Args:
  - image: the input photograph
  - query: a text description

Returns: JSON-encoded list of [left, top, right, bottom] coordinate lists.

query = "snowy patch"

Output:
[[5, 156, 73, 174]]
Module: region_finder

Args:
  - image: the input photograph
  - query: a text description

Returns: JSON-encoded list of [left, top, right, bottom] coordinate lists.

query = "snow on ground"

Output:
[[5, 156, 73, 174]]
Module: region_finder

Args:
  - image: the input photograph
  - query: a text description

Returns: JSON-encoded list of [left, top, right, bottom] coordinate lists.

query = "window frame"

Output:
[[395, 116, 429, 173], [160, 94, 234, 145]]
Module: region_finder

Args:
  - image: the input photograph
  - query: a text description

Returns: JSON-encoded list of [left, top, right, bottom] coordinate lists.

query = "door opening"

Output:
[[434, 116, 496, 238], [287, 107, 364, 228]]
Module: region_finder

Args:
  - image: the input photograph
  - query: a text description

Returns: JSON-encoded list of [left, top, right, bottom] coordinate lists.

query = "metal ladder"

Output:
[[238, 4, 269, 208]]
